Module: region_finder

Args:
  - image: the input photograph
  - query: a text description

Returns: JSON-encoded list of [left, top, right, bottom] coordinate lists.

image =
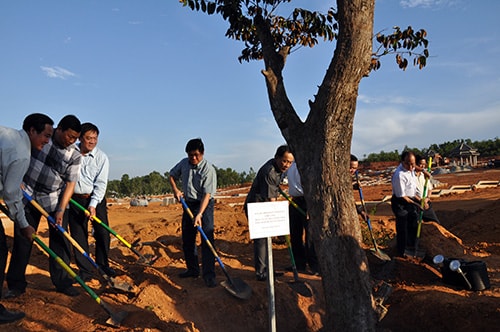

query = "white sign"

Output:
[[247, 201, 290, 239]]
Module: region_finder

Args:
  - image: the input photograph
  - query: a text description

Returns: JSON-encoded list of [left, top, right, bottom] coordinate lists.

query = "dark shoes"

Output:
[[3, 289, 25, 299], [57, 286, 80, 297], [179, 270, 199, 278], [0, 306, 25, 324], [204, 277, 217, 288]]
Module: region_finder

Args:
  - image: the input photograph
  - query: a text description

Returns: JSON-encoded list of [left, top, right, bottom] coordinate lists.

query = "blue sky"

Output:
[[1, 0, 499, 180]]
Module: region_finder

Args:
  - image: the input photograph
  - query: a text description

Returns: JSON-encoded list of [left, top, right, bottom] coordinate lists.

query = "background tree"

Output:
[[181, 0, 429, 330]]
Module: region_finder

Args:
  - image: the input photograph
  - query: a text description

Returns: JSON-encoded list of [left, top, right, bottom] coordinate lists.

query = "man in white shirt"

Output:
[[391, 151, 421, 256], [67, 122, 114, 281]]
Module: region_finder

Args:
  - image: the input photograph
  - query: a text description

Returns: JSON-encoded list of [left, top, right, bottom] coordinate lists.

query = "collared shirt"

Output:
[[415, 172, 433, 198], [391, 163, 417, 198], [286, 162, 304, 197], [0, 126, 31, 229], [169, 157, 217, 201], [75, 144, 109, 208], [245, 158, 283, 204], [23, 137, 81, 213]]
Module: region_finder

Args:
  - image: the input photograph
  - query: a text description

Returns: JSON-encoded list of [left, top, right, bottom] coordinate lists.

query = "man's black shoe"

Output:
[[100, 266, 116, 277], [179, 270, 199, 278], [57, 286, 80, 297], [0, 306, 25, 324], [3, 289, 25, 299], [204, 277, 217, 288]]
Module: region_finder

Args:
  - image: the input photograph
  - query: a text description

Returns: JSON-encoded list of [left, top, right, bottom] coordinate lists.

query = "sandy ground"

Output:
[[1, 168, 499, 331]]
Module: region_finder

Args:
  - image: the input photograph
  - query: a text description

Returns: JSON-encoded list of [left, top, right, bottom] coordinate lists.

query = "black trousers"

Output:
[[391, 196, 419, 255], [0, 219, 8, 298], [182, 199, 215, 280], [7, 203, 74, 292], [67, 196, 111, 280], [288, 196, 318, 271]]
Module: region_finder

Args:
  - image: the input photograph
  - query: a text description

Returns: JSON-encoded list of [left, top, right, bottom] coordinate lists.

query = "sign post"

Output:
[[247, 201, 289, 332]]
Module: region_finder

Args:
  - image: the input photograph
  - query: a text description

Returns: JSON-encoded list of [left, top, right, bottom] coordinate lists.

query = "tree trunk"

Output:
[[256, 1, 377, 330]]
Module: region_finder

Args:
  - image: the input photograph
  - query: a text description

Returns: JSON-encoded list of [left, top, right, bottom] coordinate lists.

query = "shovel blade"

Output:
[[221, 277, 252, 300], [371, 248, 392, 262], [287, 280, 313, 297], [105, 310, 128, 327], [137, 254, 159, 266], [109, 278, 135, 294]]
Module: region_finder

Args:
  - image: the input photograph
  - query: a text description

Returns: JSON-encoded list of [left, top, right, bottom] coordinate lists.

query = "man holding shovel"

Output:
[[390, 151, 421, 257], [66, 122, 115, 282], [6, 115, 82, 298], [0, 113, 53, 324], [244, 145, 294, 281], [284, 161, 319, 274], [169, 138, 217, 288]]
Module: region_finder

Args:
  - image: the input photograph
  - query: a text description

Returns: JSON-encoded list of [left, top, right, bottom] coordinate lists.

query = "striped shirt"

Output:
[[23, 137, 81, 213]]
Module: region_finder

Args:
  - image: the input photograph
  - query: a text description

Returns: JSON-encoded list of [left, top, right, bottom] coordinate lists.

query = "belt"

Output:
[[73, 193, 91, 199]]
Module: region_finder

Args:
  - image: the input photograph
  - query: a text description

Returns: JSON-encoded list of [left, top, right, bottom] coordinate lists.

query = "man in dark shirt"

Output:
[[244, 145, 294, 281]]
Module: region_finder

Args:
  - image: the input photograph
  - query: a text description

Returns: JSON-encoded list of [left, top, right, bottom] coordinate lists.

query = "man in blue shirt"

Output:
[[169, 138, 217, 288], [0, 113, 53, 324]]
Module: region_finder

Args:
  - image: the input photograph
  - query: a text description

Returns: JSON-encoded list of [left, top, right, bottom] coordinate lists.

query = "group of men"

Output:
[[0, 114, 113, 324], [2, 117, 439, 324]]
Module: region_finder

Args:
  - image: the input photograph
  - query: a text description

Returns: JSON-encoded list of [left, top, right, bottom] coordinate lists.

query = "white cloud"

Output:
[[400, 0, 460, 9], [40, 66, 76, 80]]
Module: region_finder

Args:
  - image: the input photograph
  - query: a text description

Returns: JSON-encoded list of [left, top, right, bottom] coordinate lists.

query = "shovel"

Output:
[[33, 233, 127, 326], [355, 171, 392, 262], [284, 234, 313, 297], [0, 203, 126, 327], [22, 191, 134, 293], [69, 198, 158, 265], [179, 197, 252, 300]]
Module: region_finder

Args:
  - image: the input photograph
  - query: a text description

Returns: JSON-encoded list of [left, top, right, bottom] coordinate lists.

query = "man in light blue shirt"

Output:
[[169, 138, 217, 288], [0, 113, 53, 324], [285, 161, 318, 274], [67, 122, 114, 281]]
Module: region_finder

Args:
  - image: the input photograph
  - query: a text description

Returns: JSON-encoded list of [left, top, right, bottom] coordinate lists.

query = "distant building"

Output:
[[448, 143, 480, 166]]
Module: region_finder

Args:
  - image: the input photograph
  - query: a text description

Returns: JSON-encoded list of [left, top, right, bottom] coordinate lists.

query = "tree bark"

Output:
[[256, 1, 377, 330]]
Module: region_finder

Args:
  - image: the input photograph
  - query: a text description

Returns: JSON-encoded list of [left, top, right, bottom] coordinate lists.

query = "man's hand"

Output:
[[174, 190, 183, 202], [194, 213, 202, 227], [88, 206, 97, 220], [20, 225, 36, 241], [55, 210, 64, 226]]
